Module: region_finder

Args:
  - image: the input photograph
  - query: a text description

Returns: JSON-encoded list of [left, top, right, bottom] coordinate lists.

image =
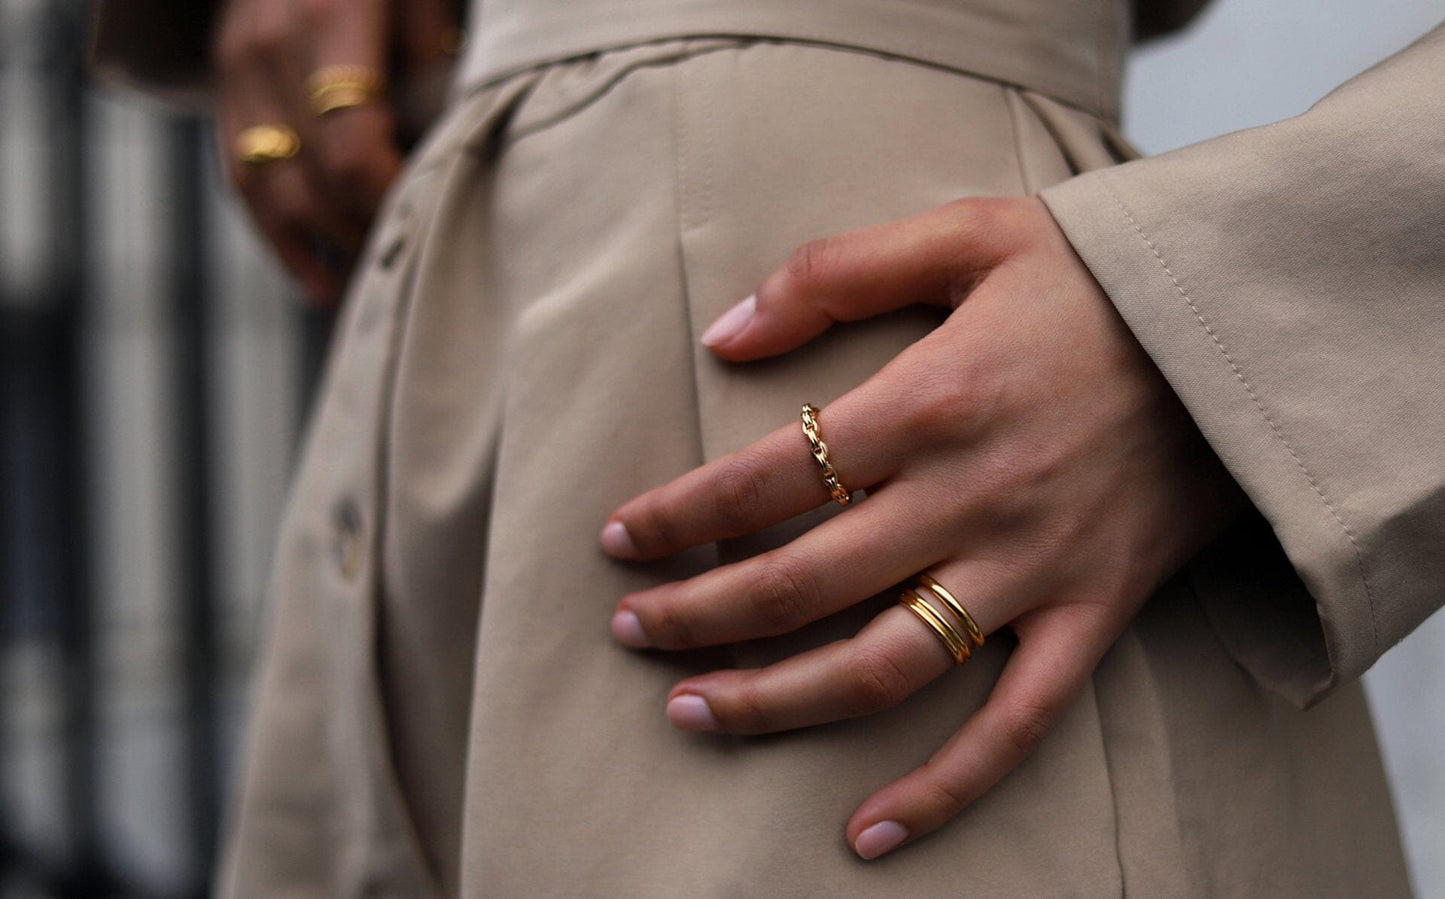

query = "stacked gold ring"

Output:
[[307, 64, 387, 116], [899, 575, 985, 665], [235, 125, 301, 166], [800, 403, 852, 507]]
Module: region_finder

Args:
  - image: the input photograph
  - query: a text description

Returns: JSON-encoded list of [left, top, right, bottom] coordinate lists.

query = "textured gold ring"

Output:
[[919, 575, 985, 649], [307, 64, 387, 116], [235, 125, 301, 166], [899, 588, 970, 665], [800, 403, 852, 507]]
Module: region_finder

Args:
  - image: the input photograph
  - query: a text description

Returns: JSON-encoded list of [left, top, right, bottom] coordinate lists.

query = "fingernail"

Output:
[[854, 821, 908, 860], [600, 521, 639, 559], [667, 694, 720, 732], [700, 294, 755, 347], [610, 610, 649, 647]]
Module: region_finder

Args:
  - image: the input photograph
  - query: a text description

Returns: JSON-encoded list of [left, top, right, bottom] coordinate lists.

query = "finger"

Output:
[[613, 483, 954, 651], [224, 125, 354, 301], [662, 559, 1008, 734], [844, 604, 1113, 860], [602, 377, 932, 562], [313, 105, 404, 225], [701, 198, 1018, 361], [308, 0, 404, 224]]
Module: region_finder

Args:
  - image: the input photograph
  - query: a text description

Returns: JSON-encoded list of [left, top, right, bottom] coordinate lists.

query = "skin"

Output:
[[213, 0, 459, 306], [601, 196, 1248, 860]]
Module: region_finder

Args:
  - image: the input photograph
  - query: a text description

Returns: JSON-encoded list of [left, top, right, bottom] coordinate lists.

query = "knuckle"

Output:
[[727, 682, 777, 734], [625, 501, 681, 556], [749, 556, 819, 633], [710, 457, 766, 534], [846, 647, 914, 713], [781, 236, 838, 296], [648, 598, 697, 650], [1000, 701, 1054, 758], [900, 363, 986, 440], [920, 774, 971, 818]]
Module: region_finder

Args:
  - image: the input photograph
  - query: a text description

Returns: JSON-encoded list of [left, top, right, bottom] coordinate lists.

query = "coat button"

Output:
[[332, 499, 365, 581]]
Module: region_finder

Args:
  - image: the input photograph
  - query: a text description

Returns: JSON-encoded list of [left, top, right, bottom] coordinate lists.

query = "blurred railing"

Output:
[[0, 0, 326, 895]]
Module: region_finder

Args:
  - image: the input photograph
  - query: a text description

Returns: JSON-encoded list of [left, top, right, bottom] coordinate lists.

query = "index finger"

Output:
[[600, 396, 905, 561]]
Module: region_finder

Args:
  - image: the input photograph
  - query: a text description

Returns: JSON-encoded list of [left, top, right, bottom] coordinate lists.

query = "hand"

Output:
[[212, 0, 460, 305], [600, 197, 1246, 859]]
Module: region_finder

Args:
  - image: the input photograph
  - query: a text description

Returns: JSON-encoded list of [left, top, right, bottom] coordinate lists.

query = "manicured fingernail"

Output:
[[667, 694, 720, 732], [854, 821, 908, 860], [600, 521, 639, 558], [700, 294, 755, 347], [610, 610, 649, 647]]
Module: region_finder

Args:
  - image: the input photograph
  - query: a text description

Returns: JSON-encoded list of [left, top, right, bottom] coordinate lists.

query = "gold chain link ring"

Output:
[[800, 403, 852, 507]]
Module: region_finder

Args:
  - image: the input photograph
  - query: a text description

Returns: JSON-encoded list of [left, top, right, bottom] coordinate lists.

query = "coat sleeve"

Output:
[[1040, 22, 1445, 708]]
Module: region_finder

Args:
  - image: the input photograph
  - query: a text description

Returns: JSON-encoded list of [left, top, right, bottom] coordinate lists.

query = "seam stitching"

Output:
[[1095, 173, 1379, 652]]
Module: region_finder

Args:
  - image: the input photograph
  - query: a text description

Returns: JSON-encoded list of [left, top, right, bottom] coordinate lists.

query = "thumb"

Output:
[[701, 199, 1011, 361]]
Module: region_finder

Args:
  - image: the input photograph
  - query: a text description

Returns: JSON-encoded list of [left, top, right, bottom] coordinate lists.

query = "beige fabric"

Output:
[[460, 0, 1132, 121], [1042, 22, 1445, 708], [213, 10, 1439, 892]]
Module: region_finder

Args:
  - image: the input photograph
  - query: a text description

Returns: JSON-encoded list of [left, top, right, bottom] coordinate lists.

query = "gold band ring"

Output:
[[235, 125, 301, 166], [919, 575, 985, 649], [899, 575, 985, 665], [899, 588, 971, 665], [307, 64, 387, 116], [800, 403, 852, 507]]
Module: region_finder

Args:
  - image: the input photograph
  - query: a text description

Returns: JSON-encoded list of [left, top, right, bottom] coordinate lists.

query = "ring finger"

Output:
[[613, 479, 970, 650], [657, 557, 1010, 734]]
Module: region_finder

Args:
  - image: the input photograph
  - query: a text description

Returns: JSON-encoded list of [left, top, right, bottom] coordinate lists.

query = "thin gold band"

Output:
[[899, 588, 971, 665], [235, 125, 300, 165], [800, 403, 852, 507], [307, 65, 387, 116], [919, 575, 985, 648]]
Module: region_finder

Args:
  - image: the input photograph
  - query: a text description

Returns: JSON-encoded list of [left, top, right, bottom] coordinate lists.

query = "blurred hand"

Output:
[[600, 197, 1247, 859], [213, 0, 460, 306]]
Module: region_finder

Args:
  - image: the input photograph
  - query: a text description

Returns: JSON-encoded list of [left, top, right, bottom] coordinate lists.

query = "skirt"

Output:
[[217, 37, 1409, 898]]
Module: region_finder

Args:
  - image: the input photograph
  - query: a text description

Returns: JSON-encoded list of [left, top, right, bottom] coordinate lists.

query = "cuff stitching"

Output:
[[1093, 173, 1379, 654]]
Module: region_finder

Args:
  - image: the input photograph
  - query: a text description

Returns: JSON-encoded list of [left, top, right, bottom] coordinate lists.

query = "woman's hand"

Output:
[[213, 0, 459, 305], [600, 197, 1246, 859]]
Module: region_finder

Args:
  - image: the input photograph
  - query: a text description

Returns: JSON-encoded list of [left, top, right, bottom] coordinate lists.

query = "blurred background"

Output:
[[0, 0, 1441, 896]]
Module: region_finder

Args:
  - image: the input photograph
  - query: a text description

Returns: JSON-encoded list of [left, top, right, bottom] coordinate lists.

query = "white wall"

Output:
[[1124, 4, 1445, 895]]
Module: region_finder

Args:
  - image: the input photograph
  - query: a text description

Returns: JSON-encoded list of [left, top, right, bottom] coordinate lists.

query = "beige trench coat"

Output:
[[93, 1, 1445, 895]]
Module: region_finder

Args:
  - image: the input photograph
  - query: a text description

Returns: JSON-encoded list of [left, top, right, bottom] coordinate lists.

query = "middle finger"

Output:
[[612, 480, 954, 650]]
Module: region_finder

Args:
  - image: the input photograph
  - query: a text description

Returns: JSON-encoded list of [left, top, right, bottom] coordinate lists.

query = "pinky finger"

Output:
[[844, 605, 1112, 860]]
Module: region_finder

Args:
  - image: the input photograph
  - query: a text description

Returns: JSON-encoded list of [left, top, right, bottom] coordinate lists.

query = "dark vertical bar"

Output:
[[168, 113, 221, 898], [41, 0, 108, 893]]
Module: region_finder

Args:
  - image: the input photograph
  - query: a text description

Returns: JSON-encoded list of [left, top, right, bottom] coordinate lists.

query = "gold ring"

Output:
[[307, 64, 387, 116], [235, 125, 301, 166], [899, 588, 971, 665], [919, 575, 985, 648], [800, 403, 852, 507]]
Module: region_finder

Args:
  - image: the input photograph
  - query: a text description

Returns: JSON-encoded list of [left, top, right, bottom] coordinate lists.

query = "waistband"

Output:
[[457, 0, 1130, 123]]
